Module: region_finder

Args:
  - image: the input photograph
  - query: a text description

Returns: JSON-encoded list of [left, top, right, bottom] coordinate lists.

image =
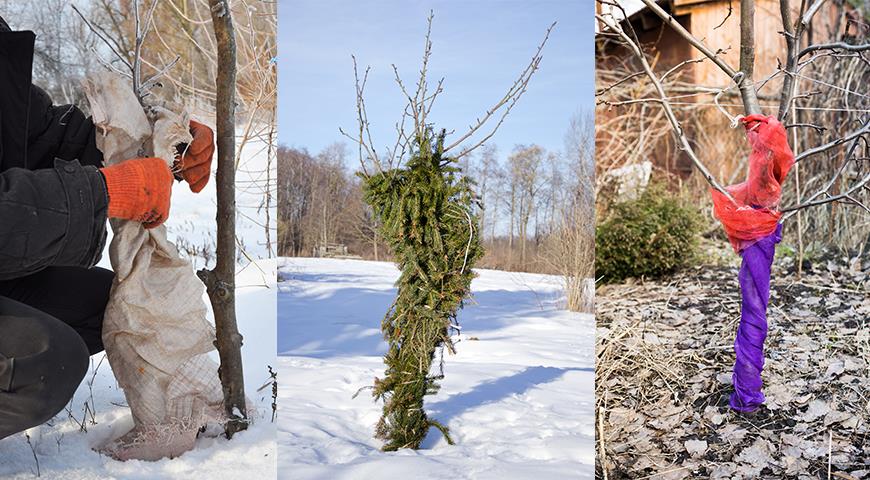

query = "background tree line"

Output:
[[278, 112, 594, 282]]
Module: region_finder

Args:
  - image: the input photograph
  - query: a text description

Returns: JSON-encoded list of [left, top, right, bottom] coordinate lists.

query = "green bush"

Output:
[[596, 185, 701, 283]]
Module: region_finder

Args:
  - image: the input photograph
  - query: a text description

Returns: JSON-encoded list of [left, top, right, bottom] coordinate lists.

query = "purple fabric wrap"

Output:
[[730, 223, 782, 413]]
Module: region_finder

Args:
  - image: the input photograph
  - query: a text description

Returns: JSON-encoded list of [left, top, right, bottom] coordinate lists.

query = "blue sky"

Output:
[[278, 0, 594, 160]]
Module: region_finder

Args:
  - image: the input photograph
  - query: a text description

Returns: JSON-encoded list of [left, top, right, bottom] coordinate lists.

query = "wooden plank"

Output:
[[673, 0, 718, 7]]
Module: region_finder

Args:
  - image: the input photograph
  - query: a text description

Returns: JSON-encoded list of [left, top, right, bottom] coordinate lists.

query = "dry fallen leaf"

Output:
[[801, 399, 831, 422], [734, 438, 776, 476], [684, 439, 708, 457]]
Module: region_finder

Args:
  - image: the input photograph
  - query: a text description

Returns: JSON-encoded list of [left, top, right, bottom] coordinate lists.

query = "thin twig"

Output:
[[443, 22, 556, 156]]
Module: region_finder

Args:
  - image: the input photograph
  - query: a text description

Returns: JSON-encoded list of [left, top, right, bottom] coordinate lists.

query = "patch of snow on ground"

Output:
[[277, 257, 595, 479], [0, 260, 277, 480]]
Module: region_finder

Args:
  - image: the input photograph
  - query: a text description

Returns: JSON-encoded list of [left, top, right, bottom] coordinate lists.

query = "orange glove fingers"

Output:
[[188, 124, 214, 157], [177, 119, 215, 192], [183, 162, 211, 193], [189, 177, 209, 194], [179, 142, 212, 167]]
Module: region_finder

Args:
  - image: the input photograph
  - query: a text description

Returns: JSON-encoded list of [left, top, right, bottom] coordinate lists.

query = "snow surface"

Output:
[[0, 133, 277, 479], [277, 258, 595, 479]]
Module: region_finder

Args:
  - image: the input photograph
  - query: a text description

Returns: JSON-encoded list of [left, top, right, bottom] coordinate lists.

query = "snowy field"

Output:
[[277, 257, 595, 480], [0, 132, 278, 479]]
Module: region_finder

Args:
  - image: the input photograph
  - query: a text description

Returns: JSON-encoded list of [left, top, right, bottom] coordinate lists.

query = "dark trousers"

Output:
[[0, 266, 113, 440]]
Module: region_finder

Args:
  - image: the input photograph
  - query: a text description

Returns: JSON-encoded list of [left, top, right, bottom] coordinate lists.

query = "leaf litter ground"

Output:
[[596, 248, 870, 479]]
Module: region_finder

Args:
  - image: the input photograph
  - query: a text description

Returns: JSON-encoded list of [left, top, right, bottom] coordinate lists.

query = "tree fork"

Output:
[[200, 0, 248, 439]]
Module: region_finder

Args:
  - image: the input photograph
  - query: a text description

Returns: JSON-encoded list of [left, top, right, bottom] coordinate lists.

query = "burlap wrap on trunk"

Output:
[[82, 71, 224, 461]]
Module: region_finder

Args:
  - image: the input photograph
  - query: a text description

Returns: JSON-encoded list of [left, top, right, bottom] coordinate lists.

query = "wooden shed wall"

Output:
[[688, 0, 787, 96]]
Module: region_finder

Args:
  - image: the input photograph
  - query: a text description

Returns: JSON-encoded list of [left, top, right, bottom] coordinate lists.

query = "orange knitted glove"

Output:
[[100, 157, 174, 229], [175, 120, 214, 193]]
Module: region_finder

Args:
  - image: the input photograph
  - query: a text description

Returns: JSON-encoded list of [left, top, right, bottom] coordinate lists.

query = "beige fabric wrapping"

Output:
[[82, 71, 224, 460]]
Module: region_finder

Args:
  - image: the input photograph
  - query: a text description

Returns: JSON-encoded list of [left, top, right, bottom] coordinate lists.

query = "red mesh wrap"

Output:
[[711, 114, 794, 252]]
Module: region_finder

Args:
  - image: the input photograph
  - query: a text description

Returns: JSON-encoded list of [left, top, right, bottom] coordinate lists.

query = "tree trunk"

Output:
[[199, 0, 248, 439], [739, 0, 761, 115], [508, 187, 516, 268], [520, 213, 527, 267], [321, 203, 327, 246]]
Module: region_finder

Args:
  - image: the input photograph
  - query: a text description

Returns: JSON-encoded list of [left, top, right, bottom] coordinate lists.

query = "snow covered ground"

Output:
[[0, 132, 278, 479], [277, 258, 595, 480]]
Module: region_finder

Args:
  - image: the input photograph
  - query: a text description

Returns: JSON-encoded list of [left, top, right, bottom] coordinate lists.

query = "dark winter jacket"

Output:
[[0, 17, 108, 281]]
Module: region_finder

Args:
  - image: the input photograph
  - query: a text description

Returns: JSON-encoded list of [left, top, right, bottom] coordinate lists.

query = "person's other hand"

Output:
[[100, 157, 173, 229], [175, 120, 214, 193]]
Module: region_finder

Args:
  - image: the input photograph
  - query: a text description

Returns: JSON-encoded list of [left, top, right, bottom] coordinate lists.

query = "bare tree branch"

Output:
[[801, 0, 828, 27], [800, 41, 870, 57], [783, 172, 870, 212], [443, 22, 555, 156], [71, 4, 133, 71], [795, 120, 870, 162], [346, 12, 552, 171], [638, 0, 738, 78], [339, 56, 382, 177]]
